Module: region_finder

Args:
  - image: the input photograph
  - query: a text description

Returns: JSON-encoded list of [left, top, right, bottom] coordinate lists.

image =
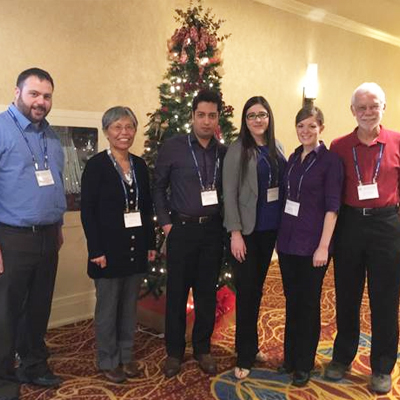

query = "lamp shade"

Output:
[[304, 63, 318, 99]]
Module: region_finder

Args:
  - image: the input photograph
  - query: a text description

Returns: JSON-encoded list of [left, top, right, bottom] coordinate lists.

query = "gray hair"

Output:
[[351, 82, 386, 106], [102, 106, 138, 131]]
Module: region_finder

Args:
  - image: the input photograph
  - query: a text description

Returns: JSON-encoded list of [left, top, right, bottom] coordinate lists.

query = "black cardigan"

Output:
[[80, 150, 156, 279]]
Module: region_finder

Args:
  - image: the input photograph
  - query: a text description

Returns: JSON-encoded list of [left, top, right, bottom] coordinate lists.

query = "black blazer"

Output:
[[81, 150, 155, 279]]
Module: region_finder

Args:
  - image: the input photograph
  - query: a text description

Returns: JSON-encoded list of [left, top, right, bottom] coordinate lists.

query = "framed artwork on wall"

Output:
[[53, 125, 98, 211]]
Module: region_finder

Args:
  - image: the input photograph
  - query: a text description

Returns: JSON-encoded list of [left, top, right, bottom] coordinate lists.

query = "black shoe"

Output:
[[163, 357, 181, 378], [194, 354, 217, 375], [292, 370, 310, 387], [31, 372, 62, 387], [16, 369, 62, 387], [15, 368, 30, 384], [277, 364, 294, 374], [324, 360, 350, 381], [103, 366, 126, 383], [369, 373, 392, 394]]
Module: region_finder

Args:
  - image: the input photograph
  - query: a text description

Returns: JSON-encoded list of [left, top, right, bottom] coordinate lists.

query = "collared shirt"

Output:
[[277, 142, 343, 256], [0, 104, 66, 226], [154, 132, 226, 226], [254, 145, 286, 231], [330, 125, 400, 208]]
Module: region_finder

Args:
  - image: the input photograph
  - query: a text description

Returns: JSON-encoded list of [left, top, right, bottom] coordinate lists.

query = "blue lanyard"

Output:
[[287, 153, 317, 201], [107, 150, 139, 212], [187, 135, 219, 191], [8, 108, 49, 170], [352, 143, 384, 185], [257, 149, 279, 188]]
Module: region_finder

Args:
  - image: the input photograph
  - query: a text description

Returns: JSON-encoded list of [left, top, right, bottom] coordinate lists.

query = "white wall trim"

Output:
[[49, 289, 96, 328], [0, 105, 103, 128], [254, 0, 400, 49]]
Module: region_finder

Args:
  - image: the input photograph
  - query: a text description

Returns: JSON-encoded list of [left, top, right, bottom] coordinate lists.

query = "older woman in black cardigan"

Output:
[[81, 106, 156, 383]]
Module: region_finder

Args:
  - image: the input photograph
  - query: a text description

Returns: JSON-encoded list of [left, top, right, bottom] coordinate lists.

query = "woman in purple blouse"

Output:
[[276, 106, 343, 387], [223, 96, 286, 379]]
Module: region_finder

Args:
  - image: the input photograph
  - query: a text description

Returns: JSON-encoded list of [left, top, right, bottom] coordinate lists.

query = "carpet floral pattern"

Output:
[[21, 262, 400, 399]]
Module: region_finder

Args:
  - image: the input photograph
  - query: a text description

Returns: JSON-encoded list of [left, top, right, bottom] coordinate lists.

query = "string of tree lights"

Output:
[[141, 0, 237, 299]]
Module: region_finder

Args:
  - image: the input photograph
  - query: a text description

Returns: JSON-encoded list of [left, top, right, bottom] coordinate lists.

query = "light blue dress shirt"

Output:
[[0, 104, 66, 226]]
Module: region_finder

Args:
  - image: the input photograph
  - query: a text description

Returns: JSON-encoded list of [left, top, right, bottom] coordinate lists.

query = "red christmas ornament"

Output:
[[215, 286, 235, 324], [190, 26, 199, 42], [180, 49, 188, 64], [214, 125, 222, 141]]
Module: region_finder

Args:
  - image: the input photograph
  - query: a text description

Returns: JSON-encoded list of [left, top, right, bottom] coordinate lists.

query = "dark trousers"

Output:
[[278, 252, 327, 372], [165, 220, 223, 359], [233, 230, 276, 369], [0, 224, 59, 398], [332, 207, 400, 374]]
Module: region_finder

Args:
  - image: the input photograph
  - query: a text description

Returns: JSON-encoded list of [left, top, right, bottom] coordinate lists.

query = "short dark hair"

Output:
[[192, 89, 222, 113], [16, 68, 54, 89], [295, 106, 324, 126]]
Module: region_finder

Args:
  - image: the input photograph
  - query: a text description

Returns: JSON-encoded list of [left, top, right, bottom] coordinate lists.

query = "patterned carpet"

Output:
[[20, 261, 400, 400]]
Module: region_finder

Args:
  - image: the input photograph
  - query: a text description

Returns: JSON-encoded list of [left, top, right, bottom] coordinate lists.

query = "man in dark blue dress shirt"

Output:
[[0, 68, 66, 400], [154, 90, 226, 378]]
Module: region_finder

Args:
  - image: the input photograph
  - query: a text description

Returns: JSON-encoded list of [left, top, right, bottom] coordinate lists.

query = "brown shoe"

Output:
[[103, 366, 126, 383], [163, 357, 181, 378], [195, 354, 217, 375], [123, 361, 140, 378]]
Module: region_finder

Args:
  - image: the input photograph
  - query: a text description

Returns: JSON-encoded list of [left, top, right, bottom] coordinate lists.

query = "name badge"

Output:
[[124, 211, 142, 228], [357, 183, 379, 200], [284, 199, 300, 217], [267, 187, 279, 203], [201, 190, 218, 206], [35, 170, 55, 187]]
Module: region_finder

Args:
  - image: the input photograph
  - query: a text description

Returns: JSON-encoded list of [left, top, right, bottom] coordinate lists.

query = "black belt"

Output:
[[343, 204, 399, 217], [0, 222, 57, 232], [171, 211, 221, 225]]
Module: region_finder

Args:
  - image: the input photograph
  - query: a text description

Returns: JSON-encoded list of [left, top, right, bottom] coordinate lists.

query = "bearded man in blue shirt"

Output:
[[0, 68, 66, 400]]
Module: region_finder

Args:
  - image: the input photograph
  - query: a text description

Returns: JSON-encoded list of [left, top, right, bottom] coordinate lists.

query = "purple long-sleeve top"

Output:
[[277, 142, 343, 256]]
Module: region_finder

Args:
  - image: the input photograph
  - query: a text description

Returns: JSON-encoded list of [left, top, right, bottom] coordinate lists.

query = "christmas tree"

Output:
[[141, 0, 236, 298]]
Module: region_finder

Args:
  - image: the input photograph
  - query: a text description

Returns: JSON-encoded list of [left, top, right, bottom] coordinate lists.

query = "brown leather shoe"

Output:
[[163, 357, 181, 378], [103, 366, 126, 383], [123, 361, 140, 378], [195, 354, 217, 375]]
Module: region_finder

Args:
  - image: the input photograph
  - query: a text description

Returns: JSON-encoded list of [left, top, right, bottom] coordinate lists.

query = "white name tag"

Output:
[[284, 199, 300, 217], [357, 183, 379, 200], [124, 211, 142, 228], [201, 190, 218, 206], [35, 169, 55, 187], [267, 187, 279, 203]]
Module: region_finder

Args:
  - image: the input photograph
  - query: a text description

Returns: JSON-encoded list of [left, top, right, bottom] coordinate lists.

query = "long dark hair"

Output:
[[239, 96, 277, 175]]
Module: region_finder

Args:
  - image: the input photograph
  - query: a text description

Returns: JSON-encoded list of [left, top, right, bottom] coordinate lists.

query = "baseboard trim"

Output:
[[49, 290, 96, 328]]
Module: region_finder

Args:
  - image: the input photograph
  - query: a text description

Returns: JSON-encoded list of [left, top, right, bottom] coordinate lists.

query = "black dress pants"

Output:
[[165, 219, 223, 359], [278, 252, 327, 372], [233, 230, 276, 369], [0, 224, 59, 398], [332, 207, 400, 374]]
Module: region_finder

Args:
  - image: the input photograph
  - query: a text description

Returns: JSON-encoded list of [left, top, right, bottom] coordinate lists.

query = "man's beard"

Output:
[[16, 97, 49, 124]]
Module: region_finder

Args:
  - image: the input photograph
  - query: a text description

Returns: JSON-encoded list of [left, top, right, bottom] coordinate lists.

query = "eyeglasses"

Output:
[[353, 104, 382, 114], [246, 112, 269, 121], [109, 124, 136, 133]]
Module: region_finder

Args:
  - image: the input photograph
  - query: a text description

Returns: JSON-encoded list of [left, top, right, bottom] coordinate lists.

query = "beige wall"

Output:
[[1, 0, 399, 325]]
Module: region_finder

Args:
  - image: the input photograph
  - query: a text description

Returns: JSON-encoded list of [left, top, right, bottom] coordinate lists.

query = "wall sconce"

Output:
[[303, 63, 318, 107]]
